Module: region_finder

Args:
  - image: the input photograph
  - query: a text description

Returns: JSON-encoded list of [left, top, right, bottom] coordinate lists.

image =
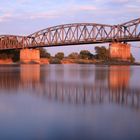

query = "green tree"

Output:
[[55, 52, 64, 60], [0, 49, 20, 62], [68, 52, 79, 59], [79, 50, 94, 59], [50, 58, 61, 64], [130, 53, 135, 63], [0, 53, 8, 60], [40, 48, 51, 58], [95, 46, 109, 60], [12, 50, 20, 62]]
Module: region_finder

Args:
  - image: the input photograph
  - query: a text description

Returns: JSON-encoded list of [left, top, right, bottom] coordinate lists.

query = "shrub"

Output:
[[68, 52, 79, 59], [79, 50, 94, 59], [55, 52, 64, 60], [40, 48, 51, 58], [50, 58, 61, 64]]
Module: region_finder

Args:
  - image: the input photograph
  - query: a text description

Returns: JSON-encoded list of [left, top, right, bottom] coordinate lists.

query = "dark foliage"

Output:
[[55, 52, 64, 60], [0, 49, 20, 62], [79, 50, 94, 59], [130, 53, 135, 63], [95, 46, 110, 60], [50, 58, 61, 64], [39, 48, 51, 58], [68, 52, 79, 59]]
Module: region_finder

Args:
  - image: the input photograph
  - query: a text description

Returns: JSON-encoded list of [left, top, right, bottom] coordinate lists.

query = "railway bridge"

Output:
[[0, 18, 140, 62]]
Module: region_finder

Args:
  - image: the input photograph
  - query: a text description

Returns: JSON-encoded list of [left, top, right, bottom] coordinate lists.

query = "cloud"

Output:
[[73, 5, 97, 11], [29, 11, 60, 20], [0, 12, 12, 22], [0, 0, 140, 29]]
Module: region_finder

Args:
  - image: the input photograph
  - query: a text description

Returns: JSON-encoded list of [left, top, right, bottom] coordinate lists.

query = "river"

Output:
[[0, 64, 139, 140]]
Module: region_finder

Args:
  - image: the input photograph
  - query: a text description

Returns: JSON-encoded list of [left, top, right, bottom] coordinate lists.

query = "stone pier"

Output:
[[20, 49, 40, 63], [109, 42, 131, 61]]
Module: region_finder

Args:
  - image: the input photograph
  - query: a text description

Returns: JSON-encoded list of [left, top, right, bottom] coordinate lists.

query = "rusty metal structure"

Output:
[[0, 18, 140, 50]]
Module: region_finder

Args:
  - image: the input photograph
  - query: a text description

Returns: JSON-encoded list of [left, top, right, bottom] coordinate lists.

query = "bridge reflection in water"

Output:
[[0, 65, 139, 110]]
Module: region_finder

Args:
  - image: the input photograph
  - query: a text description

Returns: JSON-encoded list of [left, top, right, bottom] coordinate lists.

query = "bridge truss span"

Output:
[[0, 18, 140, 50], [0, 35, 27, 50], [26, 23, 114, 48]]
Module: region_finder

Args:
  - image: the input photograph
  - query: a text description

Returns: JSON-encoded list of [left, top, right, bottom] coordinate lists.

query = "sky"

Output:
[[0, 0, 140, 60]]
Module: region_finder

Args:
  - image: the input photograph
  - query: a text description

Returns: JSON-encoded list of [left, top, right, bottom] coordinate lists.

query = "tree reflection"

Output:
[[0, 65, 139, 110], [0, 65, 20, 90]]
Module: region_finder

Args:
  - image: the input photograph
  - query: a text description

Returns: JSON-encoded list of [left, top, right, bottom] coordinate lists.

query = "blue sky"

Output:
[[0, 0, 140, 60]]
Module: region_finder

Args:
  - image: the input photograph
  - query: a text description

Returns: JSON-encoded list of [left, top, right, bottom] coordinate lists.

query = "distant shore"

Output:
[[0, 58, 139, 65]]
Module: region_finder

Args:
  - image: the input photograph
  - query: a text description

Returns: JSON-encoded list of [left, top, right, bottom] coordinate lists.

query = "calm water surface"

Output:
[[0, 64, 140, 140]]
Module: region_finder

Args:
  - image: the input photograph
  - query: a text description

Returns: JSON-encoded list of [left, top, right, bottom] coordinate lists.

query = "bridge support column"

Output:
[[109, 42, 131, 61], [20, 48, 40, 63]]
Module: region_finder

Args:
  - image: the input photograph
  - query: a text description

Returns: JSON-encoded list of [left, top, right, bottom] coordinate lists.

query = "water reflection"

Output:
[[0, 66, 20, 90], [109, 66, 130, 90], [0, 64, 139, 110], [20, 64, 40, 83]]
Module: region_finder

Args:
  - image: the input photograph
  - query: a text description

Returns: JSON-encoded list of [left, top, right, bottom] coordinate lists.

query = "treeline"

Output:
[[0, 46, 135, 63], [0, 49, 20, 62], [40, 46, 135, 64]]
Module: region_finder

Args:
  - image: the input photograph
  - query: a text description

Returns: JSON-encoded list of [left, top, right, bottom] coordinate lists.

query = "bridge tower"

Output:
[[109, 42, 131, 61], [20, 48, 40, 63]]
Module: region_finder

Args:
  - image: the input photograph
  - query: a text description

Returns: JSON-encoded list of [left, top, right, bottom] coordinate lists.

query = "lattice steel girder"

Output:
[[0, 18, 140, 50]]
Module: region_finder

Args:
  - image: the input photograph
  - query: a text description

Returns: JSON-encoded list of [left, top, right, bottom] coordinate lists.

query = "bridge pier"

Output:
[[20, 48, 40, 63], [109, 42, 131, 61]]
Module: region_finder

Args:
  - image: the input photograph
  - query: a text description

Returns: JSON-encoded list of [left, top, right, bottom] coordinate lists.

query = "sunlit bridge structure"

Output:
[[0, 18, 140, 49], [0, 18, 140, 62]]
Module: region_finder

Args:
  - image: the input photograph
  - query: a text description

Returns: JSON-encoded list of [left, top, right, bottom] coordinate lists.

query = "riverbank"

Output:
[[61, 58, 140, 65], [0, 59, 13, 64], [0, 58, 139, 65]]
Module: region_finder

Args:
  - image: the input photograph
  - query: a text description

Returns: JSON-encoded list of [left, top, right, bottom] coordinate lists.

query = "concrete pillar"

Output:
[[109, 42, 131, 61], [20, 48, 40, 63]]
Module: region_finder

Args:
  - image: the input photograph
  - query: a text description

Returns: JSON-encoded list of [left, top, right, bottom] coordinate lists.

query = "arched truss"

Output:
[[0, 18, 140, 50], [0, 35, 26, 50]]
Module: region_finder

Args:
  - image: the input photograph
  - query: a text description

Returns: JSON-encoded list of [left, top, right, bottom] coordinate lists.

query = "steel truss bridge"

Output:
[[0, 18, 140, 50]]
